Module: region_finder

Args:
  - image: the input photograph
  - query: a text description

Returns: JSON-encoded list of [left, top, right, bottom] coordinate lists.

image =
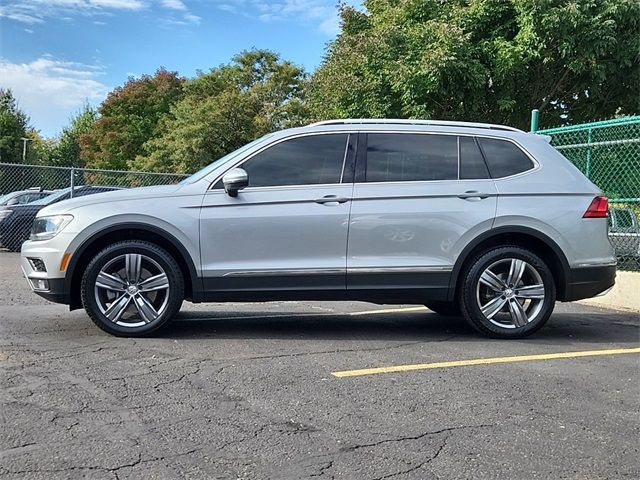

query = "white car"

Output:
[[20, 119, 616, 338]]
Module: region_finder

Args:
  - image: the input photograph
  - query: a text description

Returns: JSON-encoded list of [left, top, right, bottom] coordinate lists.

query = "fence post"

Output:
[[585, 128, 593, 179], [530, 109, 539, 133], [70, 167, 75, 198]]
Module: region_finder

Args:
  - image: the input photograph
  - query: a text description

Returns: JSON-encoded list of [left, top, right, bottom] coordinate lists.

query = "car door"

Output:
[[199, 133, 356, 297], [346, 132, 498, 299]]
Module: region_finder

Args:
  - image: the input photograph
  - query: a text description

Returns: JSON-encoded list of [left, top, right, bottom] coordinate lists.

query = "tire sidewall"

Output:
[[81, 241, 183, 336], [461, 247, 556, 338]]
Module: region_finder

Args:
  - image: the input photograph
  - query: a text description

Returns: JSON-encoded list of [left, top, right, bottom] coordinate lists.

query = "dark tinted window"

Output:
[[242, 134, 348, 187], [366, 134, 458, 182], [460, 136, 489, 179], [478, 138, 533, 178]]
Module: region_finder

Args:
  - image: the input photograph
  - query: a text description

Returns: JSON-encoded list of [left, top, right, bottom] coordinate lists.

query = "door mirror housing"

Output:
[[222, 168, 249, 197]]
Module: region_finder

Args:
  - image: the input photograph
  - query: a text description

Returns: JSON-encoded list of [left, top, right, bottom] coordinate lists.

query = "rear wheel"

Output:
[[459, 246, 555, 338], [81, 240, 184, 336], [424, 301, 460, 317]]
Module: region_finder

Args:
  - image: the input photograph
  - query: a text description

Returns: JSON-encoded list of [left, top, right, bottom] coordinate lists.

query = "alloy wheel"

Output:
[[475, 258, 545, 329], [94, 253, 170, 327]]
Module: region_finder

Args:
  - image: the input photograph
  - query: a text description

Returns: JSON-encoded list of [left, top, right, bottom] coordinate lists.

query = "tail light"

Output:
[[583, 196, 608, 218]]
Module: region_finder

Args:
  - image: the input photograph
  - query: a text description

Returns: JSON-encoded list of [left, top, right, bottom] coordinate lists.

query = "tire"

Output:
[[81, 240, 184, 337], [458, 246, 556, 339], [424, 301, 460, 317]]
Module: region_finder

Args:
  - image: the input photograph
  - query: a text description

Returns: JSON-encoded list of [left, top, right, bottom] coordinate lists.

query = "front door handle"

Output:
[[457, 191, 491, 200], [314, 195, 350, 204]]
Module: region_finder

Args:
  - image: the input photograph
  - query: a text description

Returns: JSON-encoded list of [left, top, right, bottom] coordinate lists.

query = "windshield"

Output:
[[29, 188, 72, 205], [178, 134, 274, 185], [0, 192, 15, 205]]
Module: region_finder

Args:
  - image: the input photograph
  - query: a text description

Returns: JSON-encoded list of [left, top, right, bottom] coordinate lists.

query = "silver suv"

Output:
[[20, 119, 616, 338]]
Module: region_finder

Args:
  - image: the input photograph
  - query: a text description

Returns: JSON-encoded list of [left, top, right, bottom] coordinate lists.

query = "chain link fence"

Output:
[[0, 163, 186, 251], [539, 116, 640, 271]]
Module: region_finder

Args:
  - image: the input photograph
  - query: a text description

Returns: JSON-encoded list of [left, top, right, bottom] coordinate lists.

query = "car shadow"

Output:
[[157, 307, 640, 346]]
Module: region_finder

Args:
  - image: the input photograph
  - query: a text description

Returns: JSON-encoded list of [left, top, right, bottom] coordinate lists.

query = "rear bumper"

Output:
[[563, 264, 616, 302]]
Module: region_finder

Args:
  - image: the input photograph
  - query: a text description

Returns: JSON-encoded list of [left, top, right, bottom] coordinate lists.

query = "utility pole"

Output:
[[20, 137, 31, 163]]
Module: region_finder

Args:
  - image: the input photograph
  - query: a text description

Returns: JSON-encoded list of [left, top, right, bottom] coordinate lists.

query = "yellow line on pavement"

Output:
[[331, 347, 640, 378], [349, 306, 428, 316]]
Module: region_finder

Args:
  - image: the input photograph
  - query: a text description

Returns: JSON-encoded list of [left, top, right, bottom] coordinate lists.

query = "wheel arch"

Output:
[[65, 223, 202, 310], [448, 226, 571, 302]]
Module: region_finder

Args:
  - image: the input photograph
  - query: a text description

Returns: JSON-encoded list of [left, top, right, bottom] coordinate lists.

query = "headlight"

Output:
[[30, 215, 74, 241], [0, 209, 13, 221]]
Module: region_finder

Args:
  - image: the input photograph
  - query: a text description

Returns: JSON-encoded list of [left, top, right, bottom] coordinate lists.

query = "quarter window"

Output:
[[240, 134, 349, 188], [477, 138, 533, 178], [365, 134, 458, 182]]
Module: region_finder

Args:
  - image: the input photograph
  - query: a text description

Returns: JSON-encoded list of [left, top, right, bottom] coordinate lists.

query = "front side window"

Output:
[[240, 134, 349, 188], [365, 134, 458, 182], [477, 137, 534, 178]]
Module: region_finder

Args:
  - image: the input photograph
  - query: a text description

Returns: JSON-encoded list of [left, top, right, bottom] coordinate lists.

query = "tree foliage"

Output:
[[308, 0, 640, 129], [80, 69, 184, 170], [135, 50, 307, 173], [49, 104, 97, 167], [0, 89, 29, 163]]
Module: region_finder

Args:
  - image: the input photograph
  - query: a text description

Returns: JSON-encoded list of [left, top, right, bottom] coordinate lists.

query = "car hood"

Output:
[[39, 184, 183, 216]]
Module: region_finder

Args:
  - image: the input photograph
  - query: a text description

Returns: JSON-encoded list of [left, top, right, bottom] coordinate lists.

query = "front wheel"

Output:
[[81, 240, 184, 336], [459, 246, 556, 339]]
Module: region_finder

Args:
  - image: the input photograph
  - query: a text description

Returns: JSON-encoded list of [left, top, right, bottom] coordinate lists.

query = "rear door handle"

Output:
[[314, 195, 350, 204], [457, 191, 491, 200]]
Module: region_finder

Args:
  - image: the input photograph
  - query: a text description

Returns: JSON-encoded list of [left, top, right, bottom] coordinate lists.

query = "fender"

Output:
[[447, 225, 571, 301], [64, 222, 203, 303]]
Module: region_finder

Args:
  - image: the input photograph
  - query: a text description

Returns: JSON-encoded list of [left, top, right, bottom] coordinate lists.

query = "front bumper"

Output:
[[20, 236, 74, 305], [563, 264, 617, 302]]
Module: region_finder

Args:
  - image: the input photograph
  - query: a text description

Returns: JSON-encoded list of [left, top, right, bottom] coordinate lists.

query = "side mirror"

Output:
[[222, 168, 249, 197]]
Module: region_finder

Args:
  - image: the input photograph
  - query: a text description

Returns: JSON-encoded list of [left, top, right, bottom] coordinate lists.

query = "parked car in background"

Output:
[[20, 119, 616, 339], [609, 207, 640, 268], [0, 186, 121, 251], [0, 188, 53, 207]]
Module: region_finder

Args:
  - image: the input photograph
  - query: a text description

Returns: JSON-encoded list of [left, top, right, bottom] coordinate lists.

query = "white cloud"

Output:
[[0, 57, 110, 136], [214, 1, 360, 36], [0, 0, 198, 26], [160, 0, 186, 10]]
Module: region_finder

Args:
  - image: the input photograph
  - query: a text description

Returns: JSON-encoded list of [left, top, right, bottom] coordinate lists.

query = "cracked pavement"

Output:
[[1, 253, 639, 479]]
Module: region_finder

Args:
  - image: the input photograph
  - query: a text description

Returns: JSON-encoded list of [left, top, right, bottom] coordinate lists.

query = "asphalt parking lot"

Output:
[[1, 252, 639, 479]]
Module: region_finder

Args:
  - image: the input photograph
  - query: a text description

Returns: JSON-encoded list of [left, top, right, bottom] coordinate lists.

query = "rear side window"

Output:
[[241, 134, 349, 188], [459, 137, 489, 179], [477, 138, 534, 178], [366, 134, 458, 182]]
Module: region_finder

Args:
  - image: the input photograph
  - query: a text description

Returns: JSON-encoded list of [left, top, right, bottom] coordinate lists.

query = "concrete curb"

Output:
[[579, 270, 640, 312]]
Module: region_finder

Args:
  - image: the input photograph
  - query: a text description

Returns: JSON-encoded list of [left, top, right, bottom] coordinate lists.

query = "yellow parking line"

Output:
[[349, 306, 428, 316], [331, 347, 640, 378]]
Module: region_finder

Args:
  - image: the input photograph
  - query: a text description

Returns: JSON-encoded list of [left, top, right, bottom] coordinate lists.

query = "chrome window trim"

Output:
[[207, 129, 539, 192], [208, 131, 354, 191]]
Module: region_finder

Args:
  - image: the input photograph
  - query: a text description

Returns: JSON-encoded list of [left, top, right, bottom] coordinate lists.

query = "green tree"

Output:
[[135, 50, 308, 173], [49, 104, 97, 167], [80, 69, 184, 170], [0, 89, 29, 163], [309, 0, 640, 129]]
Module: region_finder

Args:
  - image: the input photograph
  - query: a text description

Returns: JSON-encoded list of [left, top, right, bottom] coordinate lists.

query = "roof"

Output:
[[308, 118, 523, 133]]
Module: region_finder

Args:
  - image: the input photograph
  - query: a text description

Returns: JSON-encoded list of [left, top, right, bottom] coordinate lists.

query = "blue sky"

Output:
[[0, 1, 358, 137]]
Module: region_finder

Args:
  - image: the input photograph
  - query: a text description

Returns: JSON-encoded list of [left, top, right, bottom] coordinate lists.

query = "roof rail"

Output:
[[308, 118, 523, 133]]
